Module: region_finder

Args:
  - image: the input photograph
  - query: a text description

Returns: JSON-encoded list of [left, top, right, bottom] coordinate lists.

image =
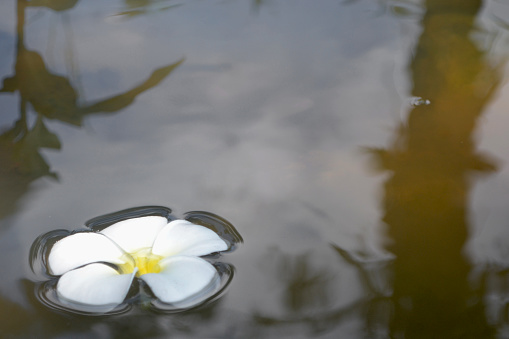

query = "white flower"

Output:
[[47, 216, 228, 308]]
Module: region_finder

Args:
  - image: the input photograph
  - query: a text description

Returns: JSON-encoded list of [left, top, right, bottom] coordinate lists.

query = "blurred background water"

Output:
[[1, 0, 509, 337]]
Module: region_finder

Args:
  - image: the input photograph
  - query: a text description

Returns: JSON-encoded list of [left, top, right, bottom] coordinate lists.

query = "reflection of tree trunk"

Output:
[[375, 1, 498, 337], [16, 0, 25, 52]]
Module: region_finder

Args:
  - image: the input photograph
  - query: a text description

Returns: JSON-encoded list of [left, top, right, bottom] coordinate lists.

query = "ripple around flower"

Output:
[[183, 211, 244, 252], [29, 206, 242, 315]]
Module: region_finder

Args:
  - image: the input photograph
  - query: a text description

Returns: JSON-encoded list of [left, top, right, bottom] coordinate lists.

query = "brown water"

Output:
[[1, 0, 509, 338]]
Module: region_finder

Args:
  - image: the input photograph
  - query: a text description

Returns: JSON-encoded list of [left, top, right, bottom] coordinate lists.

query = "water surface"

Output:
[[1, 0, 509, 337]]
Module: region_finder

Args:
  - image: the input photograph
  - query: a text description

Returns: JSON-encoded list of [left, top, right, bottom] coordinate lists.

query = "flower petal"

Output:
[[141, 256, 219, 304], [151, 220, 228, 257], [57, 263, 136, 306], [48, 232, 126, 276], [100, 216, 168, 253]]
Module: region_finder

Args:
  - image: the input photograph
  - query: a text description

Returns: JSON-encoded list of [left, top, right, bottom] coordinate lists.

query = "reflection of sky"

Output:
[[0, 0, 508, 335], [12, 1, 402, 247], [471, 82, 509, 265], [0, 0, 403, 313]]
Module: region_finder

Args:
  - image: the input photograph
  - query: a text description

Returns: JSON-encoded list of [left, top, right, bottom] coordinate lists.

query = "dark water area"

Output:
[[1, 0, 509, 338]]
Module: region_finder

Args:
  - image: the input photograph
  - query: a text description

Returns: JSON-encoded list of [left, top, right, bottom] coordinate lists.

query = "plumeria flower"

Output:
[[46, 216, 229, 310]]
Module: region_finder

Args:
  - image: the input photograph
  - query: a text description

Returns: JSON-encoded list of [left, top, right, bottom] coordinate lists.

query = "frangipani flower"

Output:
[[42, 214, 233, 311]]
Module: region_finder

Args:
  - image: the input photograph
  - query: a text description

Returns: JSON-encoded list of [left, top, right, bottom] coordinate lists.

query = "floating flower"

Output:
[[31, 207, 241, 314]]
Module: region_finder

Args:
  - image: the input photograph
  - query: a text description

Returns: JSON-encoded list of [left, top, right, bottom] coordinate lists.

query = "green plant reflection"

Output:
[[114, 0, 181, 19], [0, 0, 182, 222]]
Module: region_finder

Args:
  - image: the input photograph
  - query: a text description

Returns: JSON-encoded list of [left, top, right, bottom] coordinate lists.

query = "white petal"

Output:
[[100, 216, 168, 253], [141, 256, 218, 304], [57, 263, 136, 306], [151, 220, 228, 257], [48, 232, 126, 276]]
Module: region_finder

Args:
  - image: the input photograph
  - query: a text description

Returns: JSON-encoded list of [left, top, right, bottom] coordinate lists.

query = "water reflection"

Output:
[[26, 0, 79, 12], [0, 280, 234, 338], [1, 0, 508, 336], [115, 0, 180, 19], [369, 0, 502, 337], [253, 0, 508, 337], [0, 0, 182, 222], [263, 248, 334, 314]]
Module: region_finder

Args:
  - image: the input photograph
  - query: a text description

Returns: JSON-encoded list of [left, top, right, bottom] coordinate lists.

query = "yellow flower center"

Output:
[[118, 248, 164, 277]]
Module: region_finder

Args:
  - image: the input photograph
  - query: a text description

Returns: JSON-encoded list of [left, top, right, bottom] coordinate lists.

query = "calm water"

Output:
[[1, 0, 509, 338]]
